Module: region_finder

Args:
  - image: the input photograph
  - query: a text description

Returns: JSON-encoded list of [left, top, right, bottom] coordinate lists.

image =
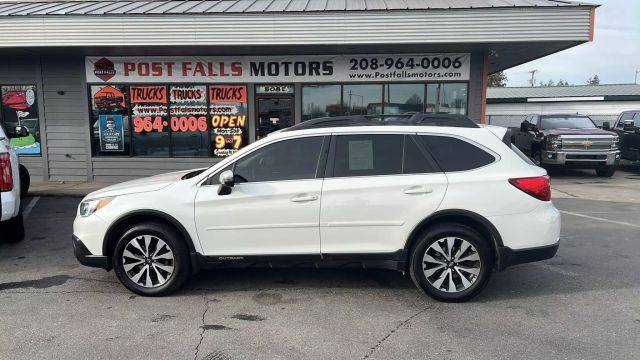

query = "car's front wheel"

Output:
[[595, 165, 616, 178], [409, 223, 493, 302], [113, 222, 190, 296]]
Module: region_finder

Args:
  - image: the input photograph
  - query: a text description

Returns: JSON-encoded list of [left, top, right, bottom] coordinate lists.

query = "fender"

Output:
[[102, 209, 200, 273], [403, 209, 505, 268]]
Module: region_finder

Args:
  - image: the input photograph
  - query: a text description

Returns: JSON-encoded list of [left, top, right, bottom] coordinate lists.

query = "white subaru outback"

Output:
[[73, 114, 560, 302]]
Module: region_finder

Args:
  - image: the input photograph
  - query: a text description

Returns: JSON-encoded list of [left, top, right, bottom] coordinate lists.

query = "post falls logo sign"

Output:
[[93, 58, 117, 82]]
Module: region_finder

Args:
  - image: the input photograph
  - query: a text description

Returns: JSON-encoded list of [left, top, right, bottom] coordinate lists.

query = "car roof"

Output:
[[282, 113, 479, 133]]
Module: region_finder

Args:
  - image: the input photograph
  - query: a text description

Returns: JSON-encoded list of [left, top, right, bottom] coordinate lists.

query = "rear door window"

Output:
[[332, 134, 404, 177], [418, 135, 496, 172]]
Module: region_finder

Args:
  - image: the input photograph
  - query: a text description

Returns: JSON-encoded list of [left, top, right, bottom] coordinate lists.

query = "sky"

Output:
[[505, 0, 640, 86]]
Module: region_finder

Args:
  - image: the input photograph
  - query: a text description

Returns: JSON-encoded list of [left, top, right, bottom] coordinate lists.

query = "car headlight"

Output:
[[545, 135, 561, 150], [612, 136, 619, 150], [79, 197, 114, 217]]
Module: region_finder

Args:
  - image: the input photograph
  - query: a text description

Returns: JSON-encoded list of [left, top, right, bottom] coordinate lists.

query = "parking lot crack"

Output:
[[194, 298, 217, 360], [363, 305, 431, 359]]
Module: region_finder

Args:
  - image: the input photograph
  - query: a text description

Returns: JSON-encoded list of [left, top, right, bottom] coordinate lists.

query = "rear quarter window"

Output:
[[418, 135, 496, 172]]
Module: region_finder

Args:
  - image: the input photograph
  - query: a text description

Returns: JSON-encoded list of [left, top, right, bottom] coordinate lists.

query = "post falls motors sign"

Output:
[[86, 54, 470, 83]]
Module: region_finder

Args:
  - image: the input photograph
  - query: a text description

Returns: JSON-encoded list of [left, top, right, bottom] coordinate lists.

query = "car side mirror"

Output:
[[12, 126, 29, 138], [602, 121, 611, 130], [217, 170, 235, 196], [622, 120, 636, 132]]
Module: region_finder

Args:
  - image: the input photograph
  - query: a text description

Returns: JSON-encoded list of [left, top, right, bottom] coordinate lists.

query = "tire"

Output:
[[596, 166, 616, 178], [19, 165, 30, 198], [409, 223, 493, 302], [0, 211, 25, 243], [113, 222, 190, 296]]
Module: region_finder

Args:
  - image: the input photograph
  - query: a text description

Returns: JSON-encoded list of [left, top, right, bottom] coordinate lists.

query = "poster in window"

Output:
[[90, 85, 129, 154], [98, 114, 125, 152], [1, 85, 40, 155], [169, 85, 209, 157], [209, 85, 248, 158], [130, 85, 170, 156]]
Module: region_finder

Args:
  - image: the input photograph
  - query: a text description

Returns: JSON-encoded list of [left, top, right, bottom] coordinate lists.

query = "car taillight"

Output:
[[0, 153, 13, 192], [509, 176, 550, 202]]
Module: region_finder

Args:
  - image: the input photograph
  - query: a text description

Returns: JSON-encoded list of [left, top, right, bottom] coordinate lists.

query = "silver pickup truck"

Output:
[[511, 114, 620, 177]]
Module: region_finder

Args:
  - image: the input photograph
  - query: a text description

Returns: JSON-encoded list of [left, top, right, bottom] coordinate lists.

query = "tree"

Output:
[[557, 79, 569, 86], [488, 71, 508, 87], [539, 80, 555, 87], [587, 75, 600, 85]]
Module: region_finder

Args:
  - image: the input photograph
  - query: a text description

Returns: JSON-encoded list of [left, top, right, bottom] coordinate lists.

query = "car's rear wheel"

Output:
[[409, 223, 493, 302], [113, 222, 190, 296], [19, 164, 30, 198], [0, 211, 25, 243], [596, 165, 616, 178]]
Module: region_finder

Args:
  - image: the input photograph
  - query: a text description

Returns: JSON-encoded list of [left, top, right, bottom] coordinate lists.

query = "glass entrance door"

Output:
[[256, 97, 294, 140]]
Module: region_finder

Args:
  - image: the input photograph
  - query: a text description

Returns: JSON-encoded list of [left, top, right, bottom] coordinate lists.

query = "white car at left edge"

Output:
[[0, 122, 30, 243]]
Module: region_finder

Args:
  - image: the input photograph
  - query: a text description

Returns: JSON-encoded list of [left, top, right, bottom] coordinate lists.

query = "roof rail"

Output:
[[282, 113, 478, 132]]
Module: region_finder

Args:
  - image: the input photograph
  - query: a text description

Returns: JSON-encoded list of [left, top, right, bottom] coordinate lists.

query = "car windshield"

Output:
[[541, 116, 596, 130]]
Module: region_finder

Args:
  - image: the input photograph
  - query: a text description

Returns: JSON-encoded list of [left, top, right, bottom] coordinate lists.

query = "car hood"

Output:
[[543, 128, 615, 136], [85, 168, 206, 199]]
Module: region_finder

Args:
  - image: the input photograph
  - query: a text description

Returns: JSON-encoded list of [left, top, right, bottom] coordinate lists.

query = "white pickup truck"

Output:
[[0, 122, 29, 242]]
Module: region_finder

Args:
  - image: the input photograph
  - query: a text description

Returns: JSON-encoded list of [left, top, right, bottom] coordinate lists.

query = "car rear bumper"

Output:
[[73, 235, 110, 270], [541, 150, 620, 167], [498, 241, 559, 270], [1, 189, 20, 222]]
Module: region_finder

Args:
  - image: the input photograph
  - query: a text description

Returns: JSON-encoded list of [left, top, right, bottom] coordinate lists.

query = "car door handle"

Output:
[[290, 194, 318, 202], [403, 186, 433, 195]]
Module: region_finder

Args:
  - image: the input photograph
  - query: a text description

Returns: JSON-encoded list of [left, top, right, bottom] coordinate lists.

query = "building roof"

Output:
[[487, 84, 640, 103], [0, 0, 595, 16], [488, 84, 640, 98]]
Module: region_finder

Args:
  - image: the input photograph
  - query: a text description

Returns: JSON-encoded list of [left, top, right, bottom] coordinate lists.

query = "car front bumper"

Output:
[[541, 150, 620, 167], [73, 235, 110, 270]]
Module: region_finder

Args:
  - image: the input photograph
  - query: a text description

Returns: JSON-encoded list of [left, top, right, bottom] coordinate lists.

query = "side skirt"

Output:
[[195, 250, 406, 272]]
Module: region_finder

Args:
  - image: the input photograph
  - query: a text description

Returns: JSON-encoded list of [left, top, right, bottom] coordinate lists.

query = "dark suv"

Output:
[[612, 111, 640, 164]]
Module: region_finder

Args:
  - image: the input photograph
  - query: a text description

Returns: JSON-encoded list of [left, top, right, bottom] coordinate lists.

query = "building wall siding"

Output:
[[41, 55, 89, 182], [467, 52, 484, 123], [486, 100, 640, 127]]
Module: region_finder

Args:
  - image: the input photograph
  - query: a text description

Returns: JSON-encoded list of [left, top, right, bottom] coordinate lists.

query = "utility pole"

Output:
[[528, 70, 538, 87], [635, 70, 639, 84]]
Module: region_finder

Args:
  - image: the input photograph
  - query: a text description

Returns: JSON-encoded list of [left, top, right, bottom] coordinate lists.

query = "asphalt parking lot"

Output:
[[1, 168, 639, 360]]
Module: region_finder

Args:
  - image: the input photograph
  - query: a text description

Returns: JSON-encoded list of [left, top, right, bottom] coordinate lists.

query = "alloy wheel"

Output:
[[422, 237, 481, 293], [122, 235, 174, 288]]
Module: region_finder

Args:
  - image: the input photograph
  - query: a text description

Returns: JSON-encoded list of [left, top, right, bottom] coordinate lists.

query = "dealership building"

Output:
[[0, 0, 597, 182]]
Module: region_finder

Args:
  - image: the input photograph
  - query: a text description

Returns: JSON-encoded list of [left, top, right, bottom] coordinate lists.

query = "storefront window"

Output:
[[426, 83, 467, 115], [343, 84, 383, 115], [383, 84, 424, 114], [169, 85, 209, 157], [90, 85, 131, 156], [130, 85, 170, 157], [302, 84, 342, 120], [0, 85, 41, 155], [210, 85, 248, 157]]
